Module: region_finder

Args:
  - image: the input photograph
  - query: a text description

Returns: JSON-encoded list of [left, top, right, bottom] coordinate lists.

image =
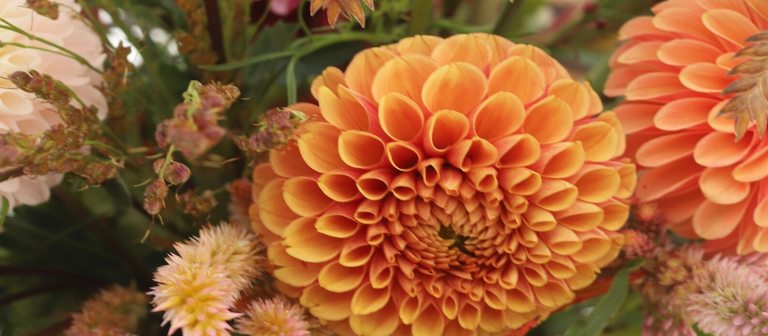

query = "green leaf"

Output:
[[564, 259, 644, 336], [0, 196, 8, 232]]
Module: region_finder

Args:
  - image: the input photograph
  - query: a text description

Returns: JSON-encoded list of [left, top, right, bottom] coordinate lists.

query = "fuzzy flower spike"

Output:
[[150, 223, 260, 336], [251, 33, 635, 335]]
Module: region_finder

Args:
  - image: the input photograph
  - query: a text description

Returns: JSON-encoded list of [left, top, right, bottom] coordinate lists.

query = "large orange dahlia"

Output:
[[251, 33, 635, 335], [606, 0, 768, 254]]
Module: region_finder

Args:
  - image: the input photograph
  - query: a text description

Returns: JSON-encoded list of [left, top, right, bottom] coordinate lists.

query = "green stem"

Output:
[[0, 19, 102, 73]]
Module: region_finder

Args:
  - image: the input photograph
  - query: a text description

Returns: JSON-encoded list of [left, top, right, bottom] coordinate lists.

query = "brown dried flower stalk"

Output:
[[721, 31, 768, 141], [175, 0, 219, 74], [1, 71, 120, 185]]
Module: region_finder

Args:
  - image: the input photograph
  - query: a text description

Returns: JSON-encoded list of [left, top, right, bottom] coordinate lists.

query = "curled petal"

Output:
[[533, 142, 585, 179], [284, 217, 343, 262], [386, 141, 423, 172], [339, 130, 385, 169], [345, 47, 396, 99], [379, 92, 424, 141], [488, 56, 545, 104], [318, 261, 366, 293], [424, 109, 470, 155], [472, 92, 525, 141], [300, 284, 353, 321], [372, 55, 438, 105], [524, 96, 574, 145], [318, 171, 361, 202], [431, 34, 493, 68], [318, 85, 370, 131], [297, 122, 345, 173], [283, 177, 333, 217], [422, 62, 488, 115], [447, 137, 499, 171], [699, 166, 751, 204]]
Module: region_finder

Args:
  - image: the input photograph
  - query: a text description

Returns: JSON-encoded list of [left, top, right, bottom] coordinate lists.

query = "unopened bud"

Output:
[[143, 179, 168, 215], [26, 0, 60, 19], [165, 162, 191, 185]]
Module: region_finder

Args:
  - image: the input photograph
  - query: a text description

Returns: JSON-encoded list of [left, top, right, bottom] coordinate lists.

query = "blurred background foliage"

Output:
[[0, 0, 658, 334]]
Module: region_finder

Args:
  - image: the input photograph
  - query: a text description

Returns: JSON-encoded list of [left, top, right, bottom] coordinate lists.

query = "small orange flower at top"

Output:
[[605, 0, 768, 254], [310, 0, 374, 27], [251, 33, 635, 335]]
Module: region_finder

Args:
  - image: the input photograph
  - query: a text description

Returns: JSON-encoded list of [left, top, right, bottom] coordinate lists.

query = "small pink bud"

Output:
[[165, 162, 191, 185]]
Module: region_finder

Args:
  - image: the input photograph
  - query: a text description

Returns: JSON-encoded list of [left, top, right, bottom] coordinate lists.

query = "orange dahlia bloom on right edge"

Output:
[[252, 33, 635, 335], [606, 0, 768, 254]]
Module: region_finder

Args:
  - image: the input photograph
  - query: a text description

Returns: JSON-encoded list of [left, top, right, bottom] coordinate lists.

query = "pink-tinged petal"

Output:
[[654, 97, 718, 131], [635, 132, 705, 168], [657, 39, 723, 66], [733, 145, 768, 182], [754, 197, 768, 227], [618, 16, 669, 40], [693, 131, 753, 167], [431, 34, 492, 69], [702, 9, 760, 48], [699, 166, 751, 204], [617, 41, 665, 65], [652, 8, 720, 45], [636, 157, 703, 201], [422, 62, 488, 115], [488, 56, 546, 104], [614, 103, 661, 133], [679, 62, 732, 93], [692, 198, 750, 239], [625, 72, 689, 101]]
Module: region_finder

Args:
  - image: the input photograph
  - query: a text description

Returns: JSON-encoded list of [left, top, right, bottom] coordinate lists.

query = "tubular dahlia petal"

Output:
[[0, 0, 106, 209], [606, 0, 768, 254], [252, 33, 635, 335]]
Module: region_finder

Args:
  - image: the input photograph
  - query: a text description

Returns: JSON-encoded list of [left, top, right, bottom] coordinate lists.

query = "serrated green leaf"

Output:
[[564, 259, 644, 336]]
